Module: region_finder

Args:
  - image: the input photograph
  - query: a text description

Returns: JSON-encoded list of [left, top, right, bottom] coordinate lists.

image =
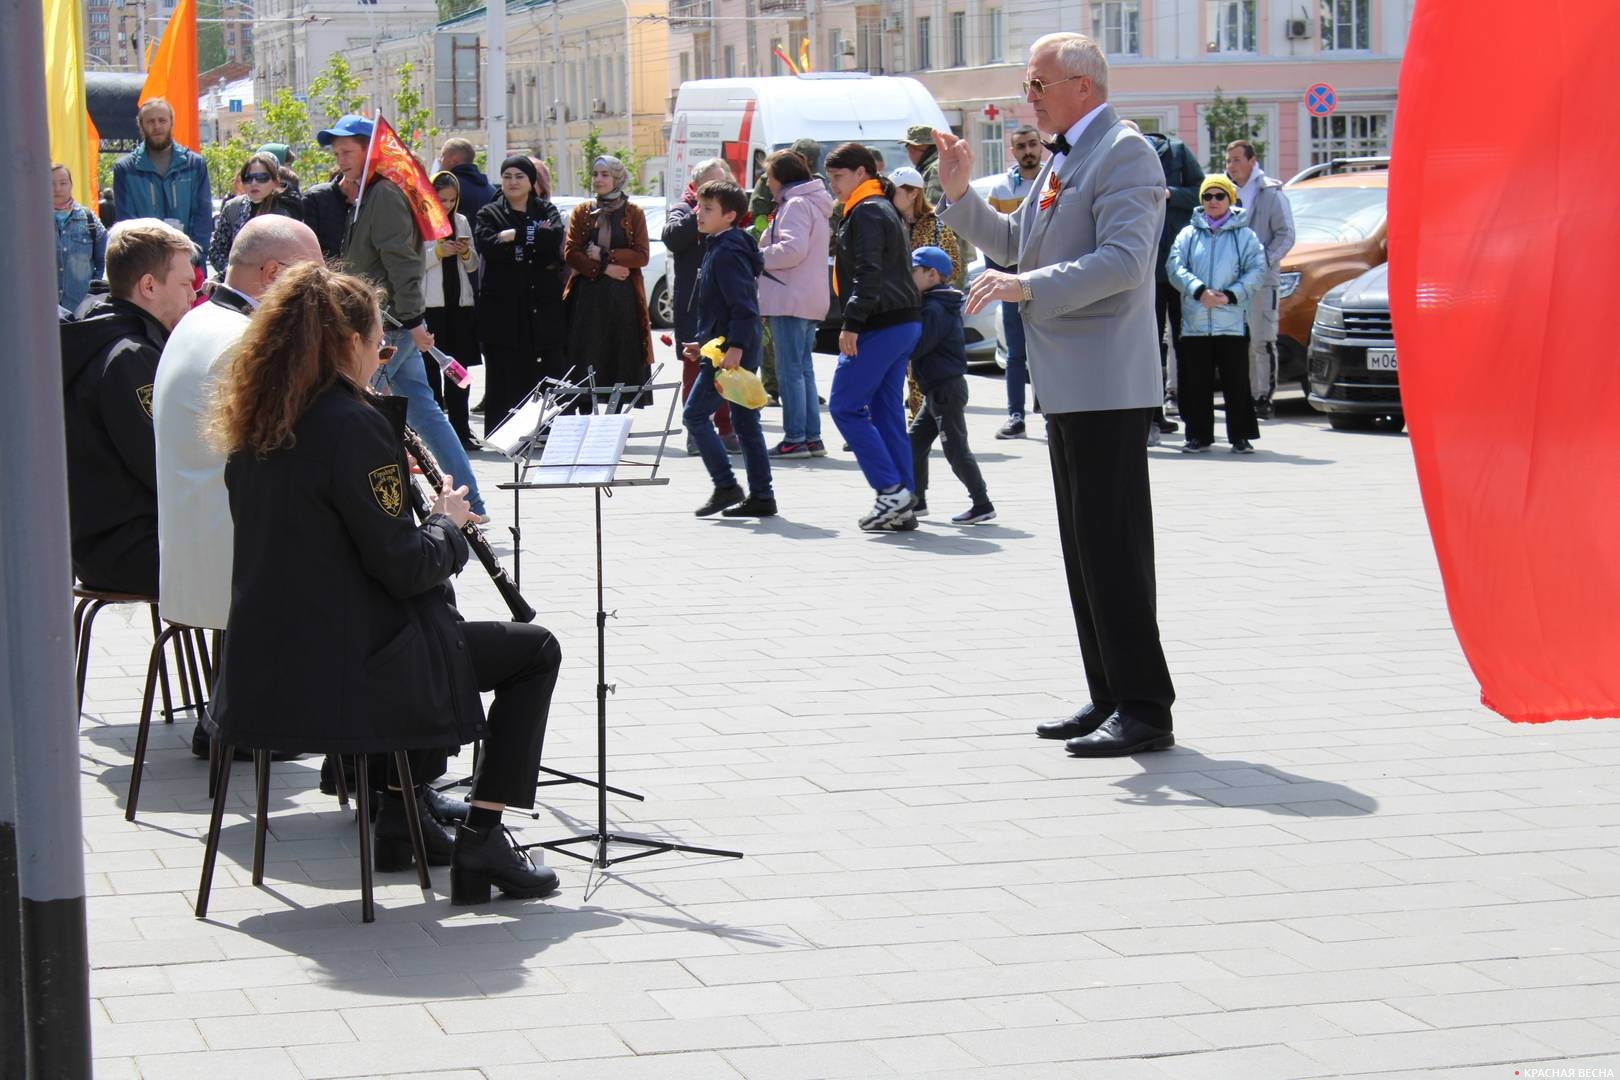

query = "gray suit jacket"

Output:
[[941, 105, 1167, 414]]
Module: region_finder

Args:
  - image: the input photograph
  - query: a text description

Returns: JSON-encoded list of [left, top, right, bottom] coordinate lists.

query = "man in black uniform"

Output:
[[61, 220, 199, 593]]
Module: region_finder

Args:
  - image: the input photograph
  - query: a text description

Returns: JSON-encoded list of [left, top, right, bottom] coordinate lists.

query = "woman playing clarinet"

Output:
[[207, 262, 563, 905]]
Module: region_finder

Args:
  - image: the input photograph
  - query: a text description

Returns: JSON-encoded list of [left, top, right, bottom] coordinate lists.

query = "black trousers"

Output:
[[909, 375, 988, 505], [425, 304, 479, 444], [1178, 334, 1258, 445], [463, 620, 562, 811], [1045, 409, 1176, 730], [481, 342, 543, 438]]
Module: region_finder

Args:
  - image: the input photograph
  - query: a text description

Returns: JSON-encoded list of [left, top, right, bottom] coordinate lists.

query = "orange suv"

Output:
[[1275, 157, 1390, 392]]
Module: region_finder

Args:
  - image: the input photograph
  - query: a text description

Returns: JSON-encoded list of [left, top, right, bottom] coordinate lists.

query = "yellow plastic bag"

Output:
[[701, 337, 769, 410]]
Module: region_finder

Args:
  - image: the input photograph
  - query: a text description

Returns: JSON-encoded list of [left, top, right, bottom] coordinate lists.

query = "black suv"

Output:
[[1306, 263, 1403, 431]]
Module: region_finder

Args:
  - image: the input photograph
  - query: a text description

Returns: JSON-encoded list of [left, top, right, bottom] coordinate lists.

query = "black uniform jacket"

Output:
[[210, 381, 486, 755], [473, 195, 567, 351], [60, 296, 167, 590], [835, 197, 920, 334]]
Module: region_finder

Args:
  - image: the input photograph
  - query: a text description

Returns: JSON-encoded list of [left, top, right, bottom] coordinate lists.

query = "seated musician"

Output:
[[207, 262, 562, 905]]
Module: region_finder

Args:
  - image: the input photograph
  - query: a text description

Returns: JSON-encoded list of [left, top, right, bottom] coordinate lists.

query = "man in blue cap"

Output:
[[317, 114, 489, 521]]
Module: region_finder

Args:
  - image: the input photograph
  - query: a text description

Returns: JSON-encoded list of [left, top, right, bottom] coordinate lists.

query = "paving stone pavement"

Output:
[[74, 346, 1620, 1078]]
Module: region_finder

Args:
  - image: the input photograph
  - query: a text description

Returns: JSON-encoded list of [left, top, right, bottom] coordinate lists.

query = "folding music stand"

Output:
[[498, 371, 744, 869]]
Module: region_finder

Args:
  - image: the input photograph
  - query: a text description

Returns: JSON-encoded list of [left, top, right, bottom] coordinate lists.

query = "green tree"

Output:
[[575, 126, 648, 195], [392, 61, 438, 151], [197, 89, 337, 196], [197, 0, 226, 72], [308, 54, 366, 129], [437, 0, 479, 20], [1204, 88, 1266, 172]]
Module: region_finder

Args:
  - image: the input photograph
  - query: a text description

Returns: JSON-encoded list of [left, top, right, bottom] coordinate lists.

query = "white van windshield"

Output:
[[784, 140, 910, 177]]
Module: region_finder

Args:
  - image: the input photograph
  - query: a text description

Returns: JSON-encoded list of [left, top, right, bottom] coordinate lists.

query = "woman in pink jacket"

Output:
[[757, 149, 834, 458]]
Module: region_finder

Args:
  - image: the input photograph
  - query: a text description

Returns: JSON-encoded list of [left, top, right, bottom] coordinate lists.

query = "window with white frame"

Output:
[[916, 16, 932, 70], [1206, 0, 1256, 52], [1091, 1, 1140, 56], [724, 44, 736, 77], [977, 119, 1003, 177], [949, 11, 966, 67], [1320, 0, 1371, 50], [1125, 114, 1162, 133], [680, 52, 690, 85], [1310, 110, 1391, 161], [985, 8, 1004, 61]]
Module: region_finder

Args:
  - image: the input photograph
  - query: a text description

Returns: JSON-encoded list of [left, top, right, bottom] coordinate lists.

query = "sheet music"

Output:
[[485, 395, 548, 456], [535, 414, 632, 484]]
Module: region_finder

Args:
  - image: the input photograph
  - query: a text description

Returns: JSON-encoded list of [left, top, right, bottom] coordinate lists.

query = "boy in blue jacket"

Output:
[[907, 247, 995, 525], [681, 180, 776, 517]]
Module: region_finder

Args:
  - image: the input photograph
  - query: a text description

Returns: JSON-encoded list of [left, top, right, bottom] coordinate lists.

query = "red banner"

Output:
[[1388, 0, 1620, 722], [367, 115, 452, 242]]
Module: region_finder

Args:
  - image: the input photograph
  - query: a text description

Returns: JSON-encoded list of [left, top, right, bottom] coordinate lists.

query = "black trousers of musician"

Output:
[[1178, 333, 1259, 446], [425, 304, 480, 445], [1045, 408, 1176, 731], [462, 620, 562, 810]]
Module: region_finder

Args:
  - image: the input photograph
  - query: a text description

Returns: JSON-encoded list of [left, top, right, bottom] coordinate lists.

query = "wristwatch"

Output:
[[1019, 277, 1034, 303]]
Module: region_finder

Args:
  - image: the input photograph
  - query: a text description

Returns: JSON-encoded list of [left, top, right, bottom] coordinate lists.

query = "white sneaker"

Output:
[[1146, 425, 1161, 447], [858, 487, 914, 531]]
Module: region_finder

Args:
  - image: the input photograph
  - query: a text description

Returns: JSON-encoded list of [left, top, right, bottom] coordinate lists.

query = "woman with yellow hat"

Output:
[[1166, 173, 1267, 453]]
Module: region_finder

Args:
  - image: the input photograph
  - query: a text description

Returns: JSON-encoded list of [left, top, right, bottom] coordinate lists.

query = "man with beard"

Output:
[[985, 124, 1046, 440], [111, 99, 213, 257]]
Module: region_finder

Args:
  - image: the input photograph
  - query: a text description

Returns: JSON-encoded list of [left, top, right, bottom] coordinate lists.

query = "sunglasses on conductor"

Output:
[[1021, 74, 1083, 98]]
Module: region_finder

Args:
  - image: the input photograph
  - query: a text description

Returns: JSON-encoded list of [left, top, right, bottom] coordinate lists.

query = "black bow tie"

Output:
[[1042, 133, 1071, 156]]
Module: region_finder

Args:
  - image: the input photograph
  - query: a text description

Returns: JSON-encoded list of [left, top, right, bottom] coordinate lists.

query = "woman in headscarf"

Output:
[[423, 171, 481, 448], [563, 156, 654, 401], [473, 155, 568, 436], [208, 151, 303, 276]]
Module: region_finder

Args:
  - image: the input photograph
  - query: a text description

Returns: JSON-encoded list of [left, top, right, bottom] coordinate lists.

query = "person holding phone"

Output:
[[423, 171, 481, 448]]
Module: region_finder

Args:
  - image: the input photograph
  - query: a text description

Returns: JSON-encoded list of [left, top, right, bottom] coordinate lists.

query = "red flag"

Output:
[[772, 44, 801, 75], [1388, 0, 1620, 722], [363, 115, 452, 242]]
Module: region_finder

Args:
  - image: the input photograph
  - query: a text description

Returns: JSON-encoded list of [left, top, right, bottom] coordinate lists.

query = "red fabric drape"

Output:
[[1388, 0, 1620, 721]]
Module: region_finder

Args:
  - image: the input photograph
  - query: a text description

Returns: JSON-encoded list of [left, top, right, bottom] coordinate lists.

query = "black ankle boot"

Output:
[[450, 822, 560, 905], [374, 791, 456, 871], [421, 785, 471, 825]]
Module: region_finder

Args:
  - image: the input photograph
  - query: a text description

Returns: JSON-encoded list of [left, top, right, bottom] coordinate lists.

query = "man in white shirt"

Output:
[[153, 216, 322, 754]]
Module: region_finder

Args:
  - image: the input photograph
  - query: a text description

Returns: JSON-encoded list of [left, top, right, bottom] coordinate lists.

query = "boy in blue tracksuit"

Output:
[[907, 247, 995, 525], [682, 180, 776, 517]]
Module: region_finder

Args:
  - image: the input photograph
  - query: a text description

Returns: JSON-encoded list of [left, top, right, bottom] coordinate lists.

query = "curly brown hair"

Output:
[[210, 263, 380, 456]]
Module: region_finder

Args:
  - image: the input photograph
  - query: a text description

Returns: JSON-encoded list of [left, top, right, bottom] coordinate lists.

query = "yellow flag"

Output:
[[43, 0, 94, 206], [799, 38, 812, 73]]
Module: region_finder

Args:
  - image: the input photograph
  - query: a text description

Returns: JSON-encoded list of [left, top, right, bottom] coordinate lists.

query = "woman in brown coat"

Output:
[[563, 156, 654, 400]]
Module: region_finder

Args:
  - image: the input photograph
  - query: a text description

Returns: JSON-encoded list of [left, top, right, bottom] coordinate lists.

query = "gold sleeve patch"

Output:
[[368, 464, 404, 516], [136, 384, 154, 418]]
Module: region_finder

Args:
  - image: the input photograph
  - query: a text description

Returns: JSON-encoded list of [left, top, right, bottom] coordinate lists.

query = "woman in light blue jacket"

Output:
[[1167, 174, 1266, 453], [53, 164, 106, 312]]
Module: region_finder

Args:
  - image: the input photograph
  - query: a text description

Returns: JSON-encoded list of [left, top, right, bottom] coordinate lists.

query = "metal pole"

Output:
[[488, 0, 508, 166], [1, 579, 23, 1080], [2, 0, 94, 1069], [623, 0, 632, 157]]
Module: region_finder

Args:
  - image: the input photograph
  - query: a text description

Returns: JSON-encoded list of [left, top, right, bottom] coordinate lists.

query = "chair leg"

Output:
[[333, 753, 350, 810], [180, 630, 205, 710], [207, 734, 223, 801], [252, 750, 271, 886], [355, 756, 375, 923], [195, 744, 234, 919], [193, 629, 214, 693], [126, 625, 179, 823], [75, 599, 107, 714], [394, 752, 433, 891], [169, 617, 194, 715], [148, 606, 177, 726]]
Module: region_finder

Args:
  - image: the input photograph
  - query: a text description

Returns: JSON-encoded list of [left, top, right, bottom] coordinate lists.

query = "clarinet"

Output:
[[400, 424, 536, 624]]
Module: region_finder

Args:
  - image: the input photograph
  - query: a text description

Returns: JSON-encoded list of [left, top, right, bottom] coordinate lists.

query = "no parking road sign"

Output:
[[1305, 83, 1338, 116]]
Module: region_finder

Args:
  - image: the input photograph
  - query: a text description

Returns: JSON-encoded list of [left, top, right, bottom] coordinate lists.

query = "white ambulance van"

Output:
[[665, 73, 948, 201]]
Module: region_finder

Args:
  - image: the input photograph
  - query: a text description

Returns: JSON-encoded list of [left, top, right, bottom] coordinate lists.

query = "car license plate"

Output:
[[1367, 349, 1397, 371]]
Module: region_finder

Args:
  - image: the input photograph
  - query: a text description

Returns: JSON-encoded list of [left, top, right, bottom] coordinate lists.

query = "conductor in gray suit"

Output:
[[936, 32, 1177, 757]]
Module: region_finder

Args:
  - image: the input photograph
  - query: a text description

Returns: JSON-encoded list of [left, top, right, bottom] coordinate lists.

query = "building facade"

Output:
[[252, 0, 439, 115], [365, 0, 671, 196], [663, 0, 1408, 179]]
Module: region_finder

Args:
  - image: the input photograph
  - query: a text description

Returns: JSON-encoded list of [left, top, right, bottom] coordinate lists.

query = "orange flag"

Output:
[[362, 115, 453, 242], [87, 112, 101, 202], [139, 0, 199, 151]]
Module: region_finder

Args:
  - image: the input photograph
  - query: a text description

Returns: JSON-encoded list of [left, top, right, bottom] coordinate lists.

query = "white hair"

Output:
[[690, 157, 731, 184], [1030, 32, 1109, 99]]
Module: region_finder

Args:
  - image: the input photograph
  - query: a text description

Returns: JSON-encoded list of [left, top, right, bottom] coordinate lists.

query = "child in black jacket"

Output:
[[907, 246, 995, 524]]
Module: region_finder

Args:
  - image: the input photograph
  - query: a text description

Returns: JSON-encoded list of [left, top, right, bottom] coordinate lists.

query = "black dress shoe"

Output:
[[374, 791, 457, 871], [1035, 703, 1112, 740], [421, 785, 471, 825], [1065, 714, 1174, 757], [695, 483, 745, 517], [721, 495, 778, 517], [451, 823, 560, 905]]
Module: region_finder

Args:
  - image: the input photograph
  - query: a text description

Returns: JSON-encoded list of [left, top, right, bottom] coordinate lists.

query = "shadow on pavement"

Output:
[[1111, 746, 1378, 816]]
